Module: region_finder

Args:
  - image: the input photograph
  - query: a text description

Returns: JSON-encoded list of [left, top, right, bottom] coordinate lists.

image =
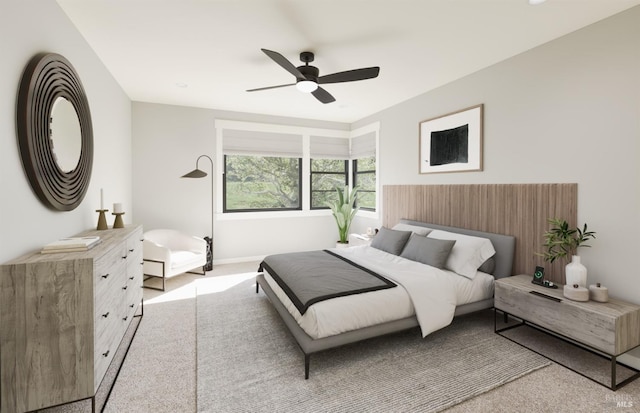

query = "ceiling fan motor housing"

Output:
[[297, 65, 319, 82]]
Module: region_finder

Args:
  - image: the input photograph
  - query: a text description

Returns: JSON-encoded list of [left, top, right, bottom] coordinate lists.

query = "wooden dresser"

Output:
[[0, 225, 144, 412]]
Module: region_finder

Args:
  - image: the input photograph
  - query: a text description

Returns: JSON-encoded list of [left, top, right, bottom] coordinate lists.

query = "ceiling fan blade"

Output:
[[311, 87, 336, 104], [261, 49, 305, 79], [317, 67, 380, 84], [246, 83, 296, 92]]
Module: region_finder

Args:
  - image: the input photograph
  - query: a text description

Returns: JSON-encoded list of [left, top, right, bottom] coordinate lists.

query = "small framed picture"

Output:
[[532, 266, 545, 285]]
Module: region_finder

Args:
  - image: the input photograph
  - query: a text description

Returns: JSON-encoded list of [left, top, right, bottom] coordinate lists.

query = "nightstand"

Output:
[[494, 274, 640, 390], [348, 233, 373, 247]]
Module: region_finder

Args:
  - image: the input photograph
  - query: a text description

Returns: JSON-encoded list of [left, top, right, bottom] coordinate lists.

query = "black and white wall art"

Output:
[[419, 104, 483, 174]]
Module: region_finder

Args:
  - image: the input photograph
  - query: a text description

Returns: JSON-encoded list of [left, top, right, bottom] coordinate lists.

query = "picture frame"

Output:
[[419, 104, 483, 174]]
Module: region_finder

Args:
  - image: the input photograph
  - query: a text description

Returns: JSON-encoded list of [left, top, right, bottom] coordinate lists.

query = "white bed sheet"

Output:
[[262, 246, 494, 339]]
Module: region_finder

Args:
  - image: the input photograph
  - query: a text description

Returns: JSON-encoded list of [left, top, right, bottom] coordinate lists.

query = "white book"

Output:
[[40, 241, 101, 254], [42, 236, 101, 250]]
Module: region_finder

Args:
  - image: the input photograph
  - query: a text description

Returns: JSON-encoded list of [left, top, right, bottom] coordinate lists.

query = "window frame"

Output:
[[223, 154, 303, 213], [352, 156, 376, 212], [309, 159, 349, 210]]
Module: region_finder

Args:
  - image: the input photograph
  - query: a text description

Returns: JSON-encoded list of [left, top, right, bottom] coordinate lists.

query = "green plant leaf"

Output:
[[538, 217, 596, 262], [326, 185, 360, 243]]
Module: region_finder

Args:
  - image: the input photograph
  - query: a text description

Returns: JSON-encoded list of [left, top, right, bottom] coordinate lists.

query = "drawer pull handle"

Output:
[[102, 312, 110, 318], [101, 273, 110, 279], [122, 255, 127, 260], [102, 350, 110, 357], [140, 261, 144, 265], [529, 290, 562, 302], [123, 316, 128, 321], [129, 276, 134, 280], [129, 304, 135, 308], [129, 248, 134, 252], [122, 286, 128, 290]]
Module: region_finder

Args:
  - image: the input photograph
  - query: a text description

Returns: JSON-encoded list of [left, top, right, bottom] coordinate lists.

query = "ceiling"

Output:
[[57, 0, 640, 123]]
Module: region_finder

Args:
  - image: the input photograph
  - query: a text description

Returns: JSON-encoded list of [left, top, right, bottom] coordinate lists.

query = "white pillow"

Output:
[[392, 223, 432, 237], [427, 230, 496, 279]]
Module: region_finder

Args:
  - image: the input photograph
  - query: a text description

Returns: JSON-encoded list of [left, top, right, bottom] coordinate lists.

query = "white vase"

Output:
[[565, 255, 587, 287]]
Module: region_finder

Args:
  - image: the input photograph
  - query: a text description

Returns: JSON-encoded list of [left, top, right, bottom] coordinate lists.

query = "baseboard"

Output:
[[619, 351, 640, 370], [212, 255, 265, 265]]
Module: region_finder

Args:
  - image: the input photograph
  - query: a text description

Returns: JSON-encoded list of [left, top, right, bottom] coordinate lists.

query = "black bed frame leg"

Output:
[[256, 281, 259, 294], [305, 354, 310, 380], [503, 312, 509, 324]]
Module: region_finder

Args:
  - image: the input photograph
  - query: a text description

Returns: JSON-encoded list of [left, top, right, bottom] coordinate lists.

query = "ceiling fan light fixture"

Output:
[[296, 80, 318, 93], [528, 0, 546, 5]]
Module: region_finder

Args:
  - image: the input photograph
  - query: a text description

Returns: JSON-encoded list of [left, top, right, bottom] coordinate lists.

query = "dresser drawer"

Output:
[[94, 307, 122, 390], [126, 230, 143, 254], [94, 242, 127, 283]]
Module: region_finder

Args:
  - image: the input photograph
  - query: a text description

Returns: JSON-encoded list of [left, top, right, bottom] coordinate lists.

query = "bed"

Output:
[[256, 219, 516, 379]]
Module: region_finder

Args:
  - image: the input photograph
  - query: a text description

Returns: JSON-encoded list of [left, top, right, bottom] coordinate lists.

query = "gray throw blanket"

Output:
[[259, 250, 396, 315]]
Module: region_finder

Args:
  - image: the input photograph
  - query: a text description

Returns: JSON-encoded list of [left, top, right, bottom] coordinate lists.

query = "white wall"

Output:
[[354, 6, 640, 304], [131, 6, 639, 365], [352, 6, 640, 366], [134, 7, 640, 297], [132, 102, 349, 263], [0, 0, 132, 263]]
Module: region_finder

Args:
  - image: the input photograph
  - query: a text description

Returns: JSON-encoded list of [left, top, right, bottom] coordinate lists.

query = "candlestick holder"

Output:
[[112, 212, 125, 229], [96, 209, 109, 230]]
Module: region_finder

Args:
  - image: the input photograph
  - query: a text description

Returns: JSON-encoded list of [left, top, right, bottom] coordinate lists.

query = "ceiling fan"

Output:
[[247, 49, 380, 104]]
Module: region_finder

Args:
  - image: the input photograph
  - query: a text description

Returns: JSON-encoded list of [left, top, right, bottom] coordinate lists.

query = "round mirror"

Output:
[[17, 53, 93, 211], [50, 97, 82, 173]]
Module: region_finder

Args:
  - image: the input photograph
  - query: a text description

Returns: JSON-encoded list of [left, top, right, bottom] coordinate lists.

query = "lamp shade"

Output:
[[181, 168, 207, 178]]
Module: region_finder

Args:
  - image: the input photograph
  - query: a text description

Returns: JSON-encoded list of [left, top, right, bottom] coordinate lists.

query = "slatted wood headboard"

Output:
[[382, 184, 577, 283]]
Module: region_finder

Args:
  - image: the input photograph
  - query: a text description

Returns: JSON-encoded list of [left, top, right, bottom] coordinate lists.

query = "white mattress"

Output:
[[263, 246, 494, 339]]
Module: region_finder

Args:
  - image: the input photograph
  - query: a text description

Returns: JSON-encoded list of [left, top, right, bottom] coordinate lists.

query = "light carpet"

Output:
[[196, 276, 550, 413]]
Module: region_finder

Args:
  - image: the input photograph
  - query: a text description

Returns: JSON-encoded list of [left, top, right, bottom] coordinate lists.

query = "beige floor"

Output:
[[53, 261, 640, 412]]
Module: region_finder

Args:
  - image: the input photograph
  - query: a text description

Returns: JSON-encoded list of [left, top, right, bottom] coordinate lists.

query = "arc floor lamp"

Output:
[[181, 154, 214, 271]]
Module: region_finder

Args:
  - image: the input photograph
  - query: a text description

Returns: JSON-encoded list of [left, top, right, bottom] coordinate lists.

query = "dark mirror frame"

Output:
[[16, 52, 93, 211]]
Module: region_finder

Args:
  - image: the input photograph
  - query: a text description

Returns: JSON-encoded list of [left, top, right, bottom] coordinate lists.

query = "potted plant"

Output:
[[539, 218, 596, 287], [326, 185, 360, 247]]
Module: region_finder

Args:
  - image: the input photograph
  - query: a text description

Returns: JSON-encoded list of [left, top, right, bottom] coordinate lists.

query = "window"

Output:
[[224, 155, 302, 212], [353, 155, 376, 210], [310, 159, 348, 209], [216, 120, 378, 216], [309, 135, 350, 209], [351, 132, 377, 211], [222, 128, 303, 212]]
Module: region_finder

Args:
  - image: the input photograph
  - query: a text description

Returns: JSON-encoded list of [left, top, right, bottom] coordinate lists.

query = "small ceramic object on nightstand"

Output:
[[589, 283, 609, 302], [563, 283, 589, 301]]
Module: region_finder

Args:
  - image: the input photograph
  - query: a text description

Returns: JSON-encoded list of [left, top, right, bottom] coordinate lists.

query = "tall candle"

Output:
[[100, 188, 104, 210], [113, 203, 123, 213]]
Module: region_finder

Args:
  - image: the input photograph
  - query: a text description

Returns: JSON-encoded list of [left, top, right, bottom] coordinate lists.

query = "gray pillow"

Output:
[[400, 234, 456, 269], [478, 257, 496, 274], [370, 227, 412, 255]]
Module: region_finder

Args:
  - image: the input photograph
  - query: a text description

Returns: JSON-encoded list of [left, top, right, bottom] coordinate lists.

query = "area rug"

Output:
[[196, 276, 550, 413]]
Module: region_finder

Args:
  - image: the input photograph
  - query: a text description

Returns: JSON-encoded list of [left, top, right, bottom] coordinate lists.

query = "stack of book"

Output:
[[41, 236, 101, 254]]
